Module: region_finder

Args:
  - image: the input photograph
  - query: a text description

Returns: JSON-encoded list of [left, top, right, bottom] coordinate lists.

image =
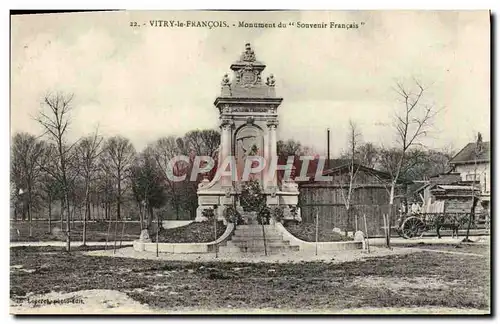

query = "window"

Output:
[[465, 173, 477, 181]]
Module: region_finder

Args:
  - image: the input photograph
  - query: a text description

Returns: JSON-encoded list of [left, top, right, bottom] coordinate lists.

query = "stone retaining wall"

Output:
[[274, 223, 363, 252], [133, 223, 235, 254]]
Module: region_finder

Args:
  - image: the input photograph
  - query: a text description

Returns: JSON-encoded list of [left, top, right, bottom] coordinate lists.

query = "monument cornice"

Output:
[[214, 97, 283, 107]]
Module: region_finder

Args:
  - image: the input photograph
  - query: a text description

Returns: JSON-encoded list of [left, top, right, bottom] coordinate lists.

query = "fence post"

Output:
[[261, 215, 268, 256], [214, 211, 218, 259], [315, 211, 319, 256], [105, 219, 112, 251], [382, 213, 388, 244], [156, 211, 159, 257], [119, 221, 126, 248], [363, 214, 370, 253]]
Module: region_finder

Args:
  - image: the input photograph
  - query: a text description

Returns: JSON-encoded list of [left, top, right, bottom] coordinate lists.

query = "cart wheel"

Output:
[[401, 216, 425, 239]]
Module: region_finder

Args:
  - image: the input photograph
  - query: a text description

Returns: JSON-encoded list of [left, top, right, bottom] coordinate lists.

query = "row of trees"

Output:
[[10, 92, 221, 251]]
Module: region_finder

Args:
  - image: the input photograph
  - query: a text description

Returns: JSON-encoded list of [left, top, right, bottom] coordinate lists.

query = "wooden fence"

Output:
[[299, 204, 399, 237]]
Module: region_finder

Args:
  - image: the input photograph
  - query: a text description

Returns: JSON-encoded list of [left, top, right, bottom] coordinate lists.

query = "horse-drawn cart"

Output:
[[396, 212, 486, 239]]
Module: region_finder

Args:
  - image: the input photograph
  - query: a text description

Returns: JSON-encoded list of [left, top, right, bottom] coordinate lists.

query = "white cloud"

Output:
[[11, 10, 490, 154]]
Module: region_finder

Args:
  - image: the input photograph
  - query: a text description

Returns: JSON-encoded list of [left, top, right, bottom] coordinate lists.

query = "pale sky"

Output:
[[11, 10, 490, 156]]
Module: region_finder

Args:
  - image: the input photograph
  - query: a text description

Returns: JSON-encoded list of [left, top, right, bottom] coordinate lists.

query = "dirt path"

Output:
[[85, 246, 421, 264], [409, 248, 487, 257], [10, 241, 133, 247]]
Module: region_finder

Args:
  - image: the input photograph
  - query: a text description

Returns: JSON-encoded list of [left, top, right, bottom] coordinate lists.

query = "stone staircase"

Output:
[[218, 224, 299, 253]]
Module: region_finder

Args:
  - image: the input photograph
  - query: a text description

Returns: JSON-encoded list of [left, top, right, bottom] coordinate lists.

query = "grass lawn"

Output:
[[10, 246, 490, 312], [400, 242, 490, 256], [284, 223, 353, 242], [156, 221, 226, 243], [10, 221, 142, 242]]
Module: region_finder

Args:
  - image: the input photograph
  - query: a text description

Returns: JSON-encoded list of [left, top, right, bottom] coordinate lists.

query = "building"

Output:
[[449, 141, 490, 210], [415, 170, 485, 220], [297, 160, 407, 237]]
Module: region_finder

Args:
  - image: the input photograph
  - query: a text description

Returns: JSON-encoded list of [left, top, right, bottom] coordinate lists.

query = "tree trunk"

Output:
[[28, 202, 32, 238], [113, 207, 119, 254], [138, 201, 144, 230], [72, 197, 77, 229], [117, 173, 121, 221], [48, 196, 52, 234], [65, 192, 71, 252], [83, 181, 89, 246], [148, 205, 154, 230], [465, 197, 479, 241], [387, 182, 396, 248], [22, 201, 26, 221], [113, 175, 121, 253], [60, 199, 64, 229]]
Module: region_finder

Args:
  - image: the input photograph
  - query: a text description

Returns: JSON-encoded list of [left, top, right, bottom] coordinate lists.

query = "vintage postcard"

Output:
[[9, 10, 490, 315]]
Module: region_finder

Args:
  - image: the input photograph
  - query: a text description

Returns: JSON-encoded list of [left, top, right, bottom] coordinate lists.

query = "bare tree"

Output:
[[339, 120, 363, 234], [131, 147, 168, 230], [183, 129, 221, 158], [151, 136, 184, 220], [75, 129, 103, 246], [101, 136, 136, 252], [39, 142, 61, 234], [381, 79, 440, 247], [356, 143, 379, 169], [11, 132, 46, 236], [35, 92, 75, 252]]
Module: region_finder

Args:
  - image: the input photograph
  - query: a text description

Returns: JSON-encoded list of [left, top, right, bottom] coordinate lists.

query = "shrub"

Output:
[[202, 208, 215, 219], [239, 180, 266, 212], [257, 206, 271, 225], [224, 206, 244, 225], [271, 206, 285, 223]]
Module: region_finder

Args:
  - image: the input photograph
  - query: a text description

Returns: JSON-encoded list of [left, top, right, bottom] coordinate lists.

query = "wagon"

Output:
[[396, 212, 478, 239], [397, 214, 427, 239]]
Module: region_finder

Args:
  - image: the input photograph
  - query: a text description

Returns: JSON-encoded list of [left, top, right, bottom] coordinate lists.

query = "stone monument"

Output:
[[196, 43, 301, 223]]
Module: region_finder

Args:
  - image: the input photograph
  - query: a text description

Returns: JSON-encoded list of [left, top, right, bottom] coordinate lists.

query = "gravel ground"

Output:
[[10, 288, 488, 315], [85, 245, 419, 264]]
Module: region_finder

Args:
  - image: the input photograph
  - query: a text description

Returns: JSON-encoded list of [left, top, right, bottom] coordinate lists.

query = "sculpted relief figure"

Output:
[[221, 73, 231, 86], [240, 43, 256, 62]]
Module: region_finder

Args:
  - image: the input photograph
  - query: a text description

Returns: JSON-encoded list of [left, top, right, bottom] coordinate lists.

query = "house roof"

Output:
[[450, 141, 490, 165], [415, 172, 465, 194], [437, 185, 476, 191], [296, 160, 410, 184]]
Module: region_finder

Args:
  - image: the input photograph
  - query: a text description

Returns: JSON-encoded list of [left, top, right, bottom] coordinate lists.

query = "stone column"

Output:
[[263, 128, 270, 189], [220, 119, 233, 187], [267, 119, 278, 187]]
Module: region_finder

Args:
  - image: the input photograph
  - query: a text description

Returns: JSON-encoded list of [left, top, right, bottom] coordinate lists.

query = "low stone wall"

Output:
[[161, 220, 193, 229], [133, 223, 235, 254], [274, 223, 363, 252]]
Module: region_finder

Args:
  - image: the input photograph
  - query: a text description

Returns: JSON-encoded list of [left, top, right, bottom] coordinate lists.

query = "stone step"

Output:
[[233, 230, 281, 235], [236, 245, 299, 253], [230, 236, 284, 243], [227, 241, 291, 248], [234, 228, 280, 233], [236, 225, 276, 230], [232, 237, 282, 241]]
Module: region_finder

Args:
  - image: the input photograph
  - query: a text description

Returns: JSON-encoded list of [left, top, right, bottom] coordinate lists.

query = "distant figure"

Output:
[[411, 203, 421, 215], [399, 203, 407, 215]]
